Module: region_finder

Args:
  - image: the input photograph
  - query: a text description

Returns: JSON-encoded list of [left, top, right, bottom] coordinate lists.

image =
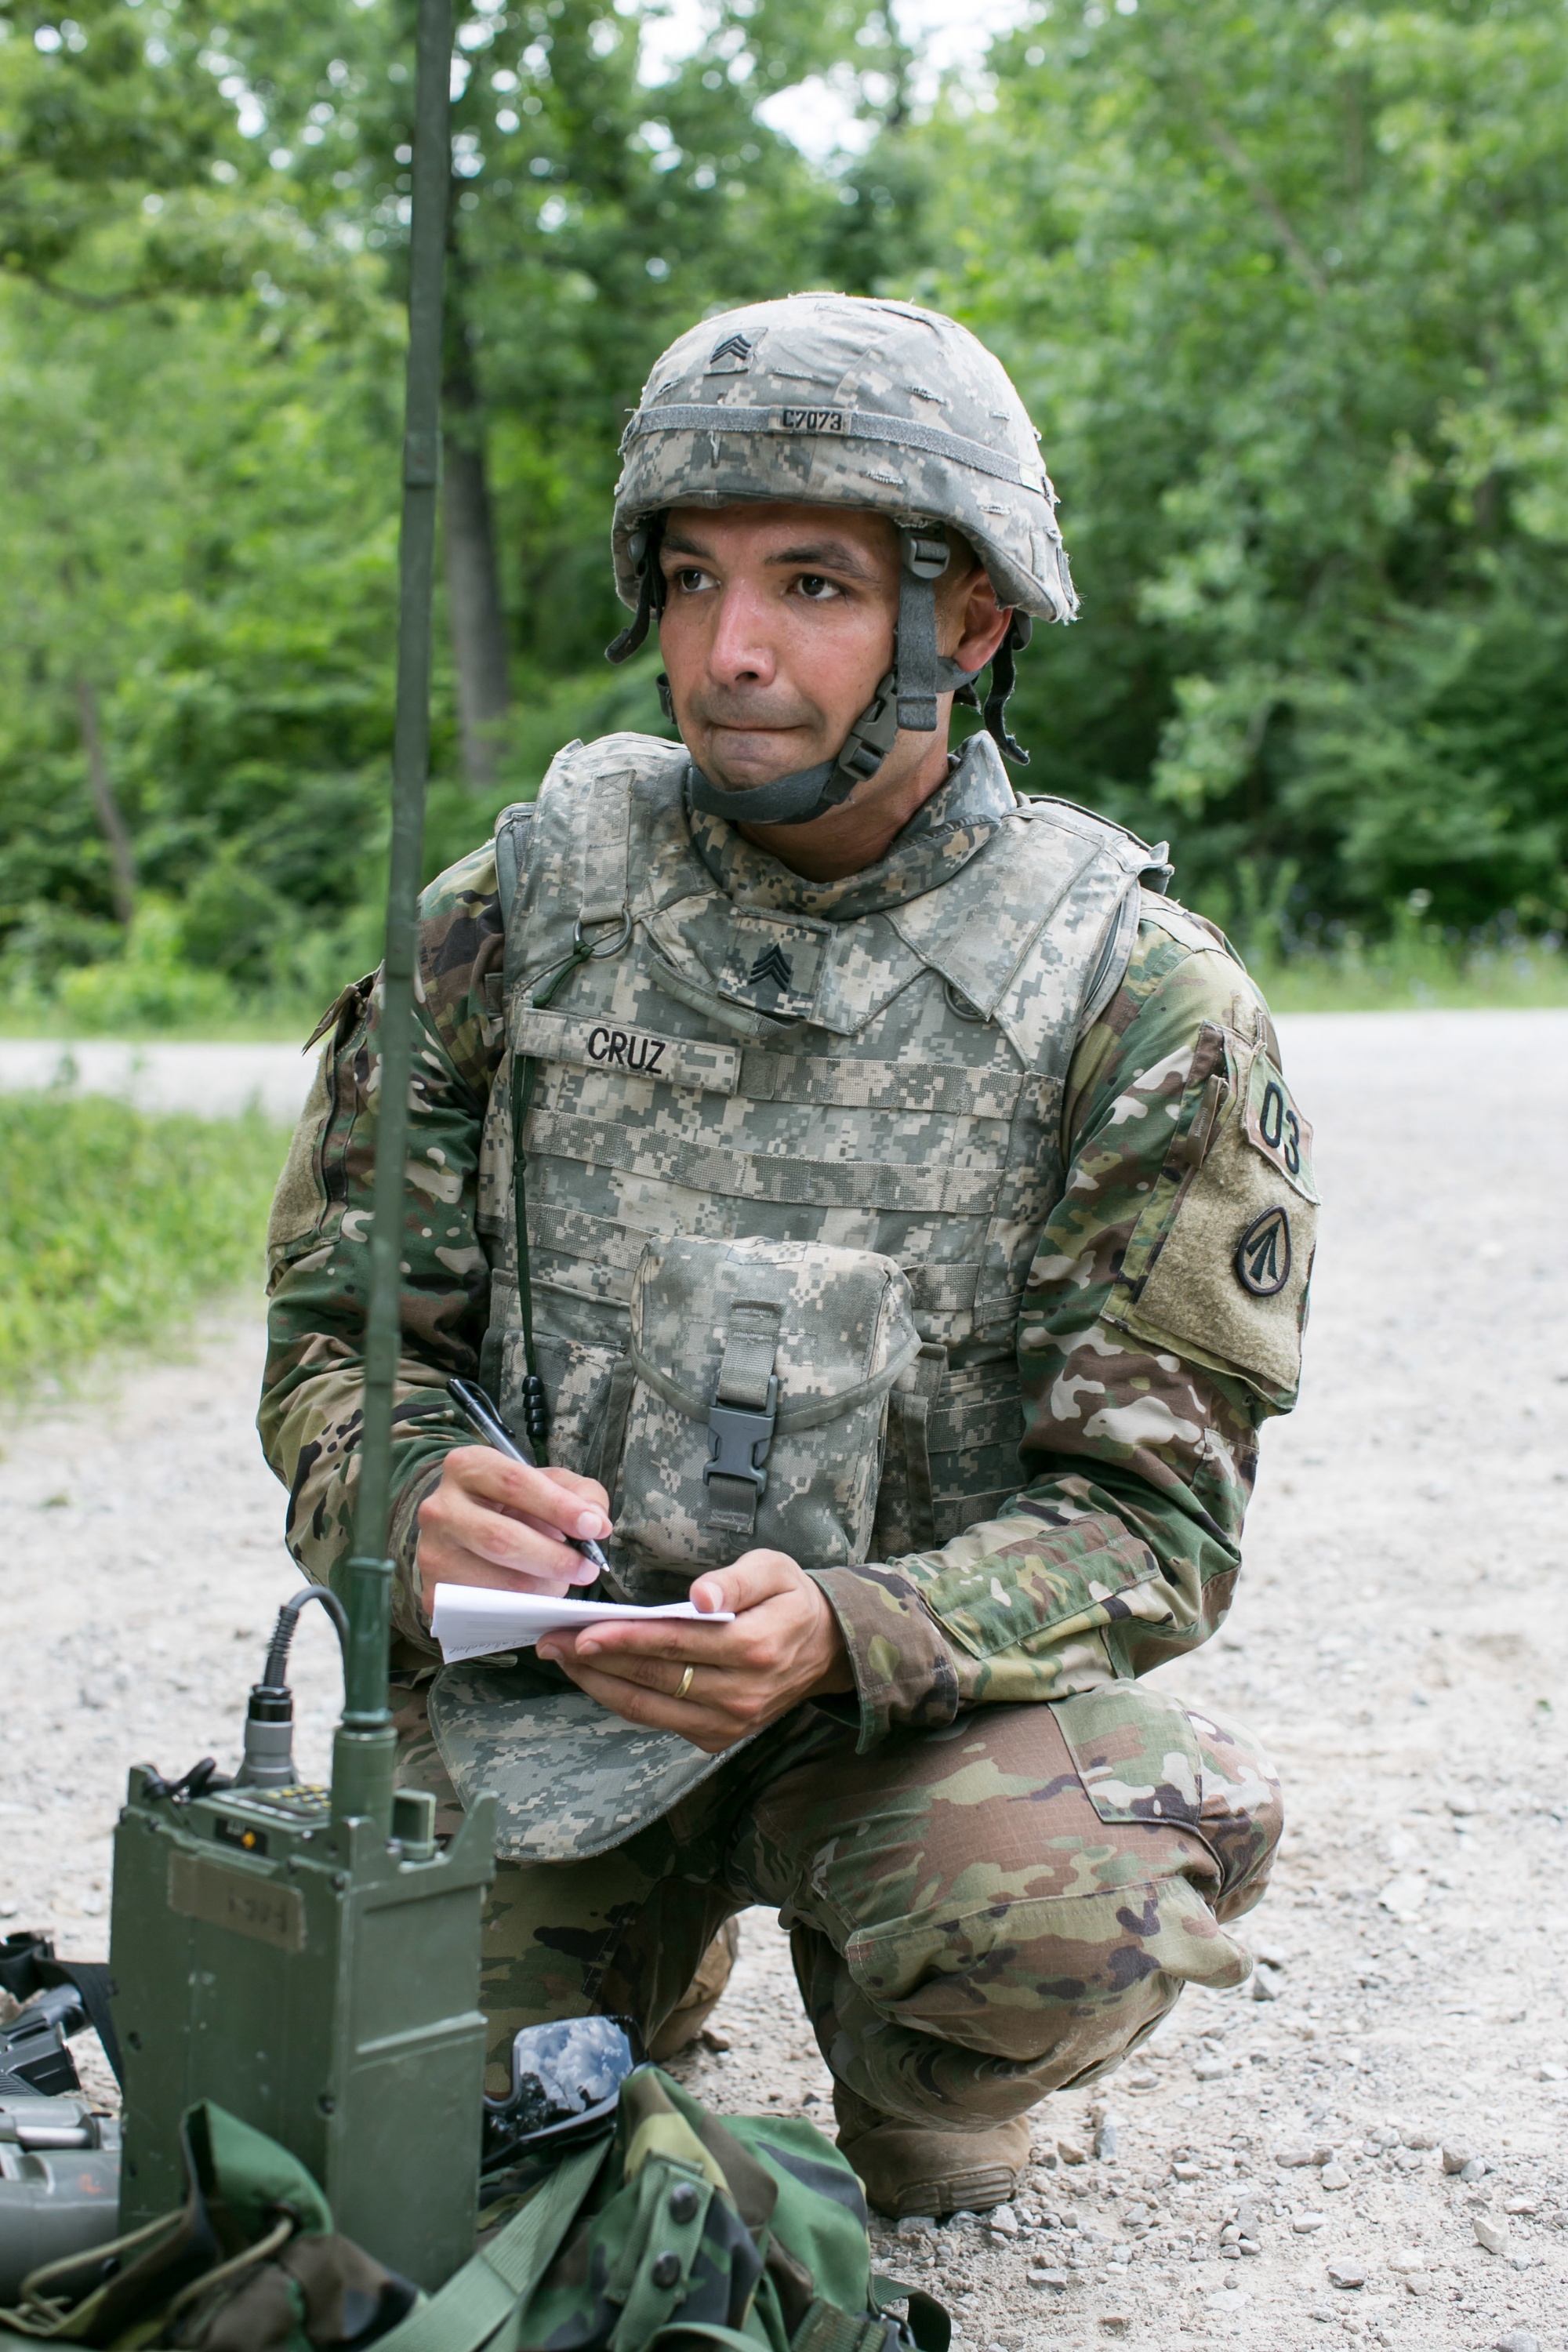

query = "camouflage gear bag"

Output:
[[463, 2063, 942, 2352], [612, 1235, 922, 1589], [1, 2073, 942, 2352], [0, 2100, 415, 2350]]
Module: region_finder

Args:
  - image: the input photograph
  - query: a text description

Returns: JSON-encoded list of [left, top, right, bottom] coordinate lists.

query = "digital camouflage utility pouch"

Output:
[[608, 1236, 923, 1592], [426, 1238, 924, 1862]]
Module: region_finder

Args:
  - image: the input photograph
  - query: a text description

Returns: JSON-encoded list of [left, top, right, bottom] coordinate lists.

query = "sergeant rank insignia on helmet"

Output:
[[706, 331, 753, 373], [1235, 1205, 1292, 1297]]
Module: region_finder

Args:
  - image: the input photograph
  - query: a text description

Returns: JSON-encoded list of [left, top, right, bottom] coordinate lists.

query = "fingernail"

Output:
[[577, 1512, 608, 1537]]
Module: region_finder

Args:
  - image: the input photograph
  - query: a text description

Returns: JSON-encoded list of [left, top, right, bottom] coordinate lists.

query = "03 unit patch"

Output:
[[1240, 1051, 1316, 1200]]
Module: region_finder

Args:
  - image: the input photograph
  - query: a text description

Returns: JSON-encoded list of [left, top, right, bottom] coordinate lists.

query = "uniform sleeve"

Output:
[[811, 898, 1318, 1749], [256, 843, 506, 1658]]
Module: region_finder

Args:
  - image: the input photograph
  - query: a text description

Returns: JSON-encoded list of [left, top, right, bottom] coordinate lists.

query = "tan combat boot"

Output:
[[833, 2085, 1033, 2219], [647, 1918, 742, 2062]]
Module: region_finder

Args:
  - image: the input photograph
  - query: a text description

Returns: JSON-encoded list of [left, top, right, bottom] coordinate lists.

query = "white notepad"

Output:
[[431, 1583, 734, 1665]]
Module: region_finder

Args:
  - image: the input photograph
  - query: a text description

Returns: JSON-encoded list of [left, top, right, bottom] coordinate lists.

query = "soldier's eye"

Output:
[[795, 573, 841, 601], [674, 566, 714, 593]]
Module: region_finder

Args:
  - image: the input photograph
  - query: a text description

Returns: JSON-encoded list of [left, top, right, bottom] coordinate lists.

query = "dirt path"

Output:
[[0, 1039, 312, 1123], [3, 1009, 1565, 2352]]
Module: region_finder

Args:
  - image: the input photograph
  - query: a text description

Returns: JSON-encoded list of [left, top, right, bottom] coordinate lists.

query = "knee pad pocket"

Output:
[[1052, 1682, 1281, 1904], [1051, 1682, 1205, 1828]]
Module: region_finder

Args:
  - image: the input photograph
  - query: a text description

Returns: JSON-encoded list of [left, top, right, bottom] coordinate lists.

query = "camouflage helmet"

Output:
[[604, 292, 1077, 827]]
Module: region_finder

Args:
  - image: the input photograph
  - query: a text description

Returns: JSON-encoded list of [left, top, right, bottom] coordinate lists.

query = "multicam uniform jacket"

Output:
[[259, 732, 1317, 1751]]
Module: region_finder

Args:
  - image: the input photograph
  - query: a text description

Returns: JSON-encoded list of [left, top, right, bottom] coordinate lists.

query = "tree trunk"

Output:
[[442, 336, 510, 791], [74, 673, 136, 927]]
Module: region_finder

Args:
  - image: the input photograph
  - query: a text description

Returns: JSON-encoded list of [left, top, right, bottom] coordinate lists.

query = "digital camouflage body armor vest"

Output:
[[428, 730, 1171, 1858]]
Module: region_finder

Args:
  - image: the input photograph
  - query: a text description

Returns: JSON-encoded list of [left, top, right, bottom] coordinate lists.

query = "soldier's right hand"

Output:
[[416, 1446, 612, 1624]]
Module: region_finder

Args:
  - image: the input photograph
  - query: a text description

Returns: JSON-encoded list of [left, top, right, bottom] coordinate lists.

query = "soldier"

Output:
[[260, 295, 1314, 2218]]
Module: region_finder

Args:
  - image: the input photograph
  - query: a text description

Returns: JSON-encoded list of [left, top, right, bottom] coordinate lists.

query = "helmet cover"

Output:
[[611, 292, 1076, 623]]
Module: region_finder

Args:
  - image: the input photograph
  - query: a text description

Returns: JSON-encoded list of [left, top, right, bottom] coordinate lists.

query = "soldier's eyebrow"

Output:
[[764, 539, 882, 581], [660, 528, 883, 583], [661, 528, 717, 561]]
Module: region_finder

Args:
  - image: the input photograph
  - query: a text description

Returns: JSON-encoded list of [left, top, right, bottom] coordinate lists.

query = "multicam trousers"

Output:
[[393, 1679, 1281, 2128]]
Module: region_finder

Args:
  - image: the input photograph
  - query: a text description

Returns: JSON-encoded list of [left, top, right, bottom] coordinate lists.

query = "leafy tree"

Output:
[[4, 0, 1566, 1023], [0, 0, 892, 1005], [0, 276, 402, 996], [905, 0, 1568, 942]]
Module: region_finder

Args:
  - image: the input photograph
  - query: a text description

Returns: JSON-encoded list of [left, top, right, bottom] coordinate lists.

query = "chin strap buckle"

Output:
[[895, 523, 949, 732], [902, 527, 950, 583]]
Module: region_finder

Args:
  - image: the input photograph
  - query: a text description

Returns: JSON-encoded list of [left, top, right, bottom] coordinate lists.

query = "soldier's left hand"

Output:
[[535, 1550, 853, 1752]]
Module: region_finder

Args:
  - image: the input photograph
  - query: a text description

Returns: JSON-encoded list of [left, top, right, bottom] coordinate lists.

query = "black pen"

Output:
[[446, 1376, 610, 1577]]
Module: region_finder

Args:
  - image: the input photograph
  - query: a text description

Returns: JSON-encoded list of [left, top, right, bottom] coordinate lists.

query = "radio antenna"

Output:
[[332, 0, 453, 1828]]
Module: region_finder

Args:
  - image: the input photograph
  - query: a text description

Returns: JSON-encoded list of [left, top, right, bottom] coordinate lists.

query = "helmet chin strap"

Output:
[[608, 517, 1025, 829]]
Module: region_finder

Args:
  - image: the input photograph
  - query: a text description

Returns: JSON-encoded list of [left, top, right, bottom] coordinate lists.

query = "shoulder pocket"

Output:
[[266, 981, 372, 1283], [493, 801, 535, 989], [1106, 1022, 1318, 1407]]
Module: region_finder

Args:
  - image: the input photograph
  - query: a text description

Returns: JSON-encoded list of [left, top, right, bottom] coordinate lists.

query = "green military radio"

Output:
[[102, 0, 495, 2294]]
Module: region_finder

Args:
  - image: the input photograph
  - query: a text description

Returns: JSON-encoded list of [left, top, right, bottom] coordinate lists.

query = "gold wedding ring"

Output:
[[673, 1664, 695, 1702]]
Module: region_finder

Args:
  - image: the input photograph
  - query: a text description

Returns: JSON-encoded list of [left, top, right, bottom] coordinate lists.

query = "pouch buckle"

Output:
[[703, 1376, 778, 1501]]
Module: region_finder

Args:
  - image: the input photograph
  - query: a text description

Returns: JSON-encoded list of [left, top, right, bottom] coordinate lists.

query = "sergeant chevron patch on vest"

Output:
[[748, 943, 794, 992], [715, 913, 826, 1020]]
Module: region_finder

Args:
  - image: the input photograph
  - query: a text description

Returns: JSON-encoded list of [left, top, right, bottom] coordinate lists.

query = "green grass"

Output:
[[3, 916, 1564, 1055], [0, 1095, 288, 1395], [6, 947, 1564, 1036], [1253, 938, 1568, 1013], [0, 1004, 321, 1044]]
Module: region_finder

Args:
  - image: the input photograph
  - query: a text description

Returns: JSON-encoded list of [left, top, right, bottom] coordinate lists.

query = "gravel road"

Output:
[[0, 1039, 313, 1123], [2, 1008, 1565, 2352]]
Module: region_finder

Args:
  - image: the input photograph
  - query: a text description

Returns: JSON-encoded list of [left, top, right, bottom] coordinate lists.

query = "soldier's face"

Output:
[[657, 503, 906, 793]]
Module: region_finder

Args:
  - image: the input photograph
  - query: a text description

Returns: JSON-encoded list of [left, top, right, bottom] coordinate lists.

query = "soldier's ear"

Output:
[[948, 575, 1011, 673]]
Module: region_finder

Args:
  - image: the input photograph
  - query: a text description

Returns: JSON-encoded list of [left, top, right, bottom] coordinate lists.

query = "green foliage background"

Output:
[[1, 0, 1565, 1029]]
